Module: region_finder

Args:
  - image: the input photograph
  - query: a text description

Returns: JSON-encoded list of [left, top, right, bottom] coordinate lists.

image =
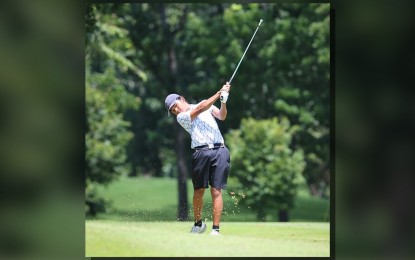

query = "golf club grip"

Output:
[[228, 19, 263, 84]]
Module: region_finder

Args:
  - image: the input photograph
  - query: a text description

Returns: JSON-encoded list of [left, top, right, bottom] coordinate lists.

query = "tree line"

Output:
[[85, 3, 330, 221]]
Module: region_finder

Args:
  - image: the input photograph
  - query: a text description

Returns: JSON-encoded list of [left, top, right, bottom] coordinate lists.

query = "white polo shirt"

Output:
[[177, 101, 224, 149]]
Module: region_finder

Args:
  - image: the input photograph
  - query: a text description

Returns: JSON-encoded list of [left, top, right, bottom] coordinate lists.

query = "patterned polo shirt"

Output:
[[177, 101, 224, 149]]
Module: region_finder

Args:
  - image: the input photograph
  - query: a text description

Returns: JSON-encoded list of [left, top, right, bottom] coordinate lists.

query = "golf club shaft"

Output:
[[228, 19, 263, 84]]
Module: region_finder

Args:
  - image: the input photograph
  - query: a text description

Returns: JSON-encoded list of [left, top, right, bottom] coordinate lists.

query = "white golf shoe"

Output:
[[190, 222, 206, 234], [210, 229, 220, 236]]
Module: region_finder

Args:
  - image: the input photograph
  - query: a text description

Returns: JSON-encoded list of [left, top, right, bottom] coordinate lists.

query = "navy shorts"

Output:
[[191, 146, 230, 190]]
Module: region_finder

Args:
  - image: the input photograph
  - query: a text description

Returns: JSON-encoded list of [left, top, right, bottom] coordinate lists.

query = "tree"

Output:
[[264, 3, 330, 196], [85, 3, 142, 215], [226, 117, 306, 221], [85, 68, 140, 215]]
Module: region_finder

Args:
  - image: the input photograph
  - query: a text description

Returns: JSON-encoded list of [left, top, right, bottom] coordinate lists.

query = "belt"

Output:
[[194, 143, 224, 150]]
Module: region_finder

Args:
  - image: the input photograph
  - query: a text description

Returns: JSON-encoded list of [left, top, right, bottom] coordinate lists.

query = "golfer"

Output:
[[165, 82, 231, 236]]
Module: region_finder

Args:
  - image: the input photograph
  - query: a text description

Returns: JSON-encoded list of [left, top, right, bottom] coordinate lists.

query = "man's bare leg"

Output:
[[193, 188, 205, 221], [210, 187, 223, 226]]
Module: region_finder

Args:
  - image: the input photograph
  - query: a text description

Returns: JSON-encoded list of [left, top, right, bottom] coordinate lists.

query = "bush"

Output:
[[85, 182, 109, 216], [226, 117, 306, 221]]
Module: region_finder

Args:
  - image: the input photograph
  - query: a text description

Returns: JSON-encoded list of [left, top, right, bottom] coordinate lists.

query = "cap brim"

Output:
[[167, 100, 178, 117]]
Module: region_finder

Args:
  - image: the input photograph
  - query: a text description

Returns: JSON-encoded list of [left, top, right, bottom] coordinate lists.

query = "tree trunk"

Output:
[[160, 3, 189, 221], [278, 209, 289, 222]]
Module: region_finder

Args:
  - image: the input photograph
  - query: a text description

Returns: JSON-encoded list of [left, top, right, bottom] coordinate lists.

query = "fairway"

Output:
[[85, 220, 330, 257]]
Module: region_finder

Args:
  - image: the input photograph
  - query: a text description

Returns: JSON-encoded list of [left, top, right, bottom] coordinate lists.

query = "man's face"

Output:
[[170, 98, 186, 115]]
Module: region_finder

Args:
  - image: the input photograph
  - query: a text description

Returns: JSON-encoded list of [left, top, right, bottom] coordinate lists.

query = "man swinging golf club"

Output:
[[165, 19, 262, 235], [165, 83, 231, 236]]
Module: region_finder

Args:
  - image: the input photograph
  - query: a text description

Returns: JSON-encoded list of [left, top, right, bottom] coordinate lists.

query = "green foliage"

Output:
[[85, 181, 108, 216], [226, 117, 306, 220], [86, 85, 134, 184], [85, 69, 139, 214], [86, 3, 147, 82], [86, 3, 144, 214]]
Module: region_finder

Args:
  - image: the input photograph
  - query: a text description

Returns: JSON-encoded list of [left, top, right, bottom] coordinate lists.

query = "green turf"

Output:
[[85, 220, 330, 257], [92, 176, 330, 222]]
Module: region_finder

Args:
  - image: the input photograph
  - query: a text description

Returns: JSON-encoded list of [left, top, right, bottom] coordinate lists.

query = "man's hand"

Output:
[[220, 91, 229, 103], [220, 82, 231, 103]]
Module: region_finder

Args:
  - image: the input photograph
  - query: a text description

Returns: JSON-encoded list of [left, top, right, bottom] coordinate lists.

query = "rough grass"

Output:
[[85, 220, 330, 257]]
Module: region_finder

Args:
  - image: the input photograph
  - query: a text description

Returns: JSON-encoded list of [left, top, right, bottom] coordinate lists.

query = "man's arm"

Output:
[[190, 91, 221, 121], [212, 82, 230, 121], [190, 82, 231, 121], [212, 102, 227, 121]]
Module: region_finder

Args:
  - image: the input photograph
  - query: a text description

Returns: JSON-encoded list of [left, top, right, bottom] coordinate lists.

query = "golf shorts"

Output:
[[191, 146, 230, 190]]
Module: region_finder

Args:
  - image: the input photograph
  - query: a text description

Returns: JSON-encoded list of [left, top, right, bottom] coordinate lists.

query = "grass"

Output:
[[86, 176, 331, 257], [85, 220, 330, 257], [92, 176, 330, 222]]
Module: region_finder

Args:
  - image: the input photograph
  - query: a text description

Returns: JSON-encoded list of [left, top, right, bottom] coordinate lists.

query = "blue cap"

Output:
[[165, 93, 180, 115]]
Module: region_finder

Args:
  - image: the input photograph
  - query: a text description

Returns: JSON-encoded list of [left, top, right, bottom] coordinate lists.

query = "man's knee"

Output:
[[210, 187, 222, 198]]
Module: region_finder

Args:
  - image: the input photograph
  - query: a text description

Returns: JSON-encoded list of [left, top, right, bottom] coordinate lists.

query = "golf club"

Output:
[[228, 19, 263, 84]]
